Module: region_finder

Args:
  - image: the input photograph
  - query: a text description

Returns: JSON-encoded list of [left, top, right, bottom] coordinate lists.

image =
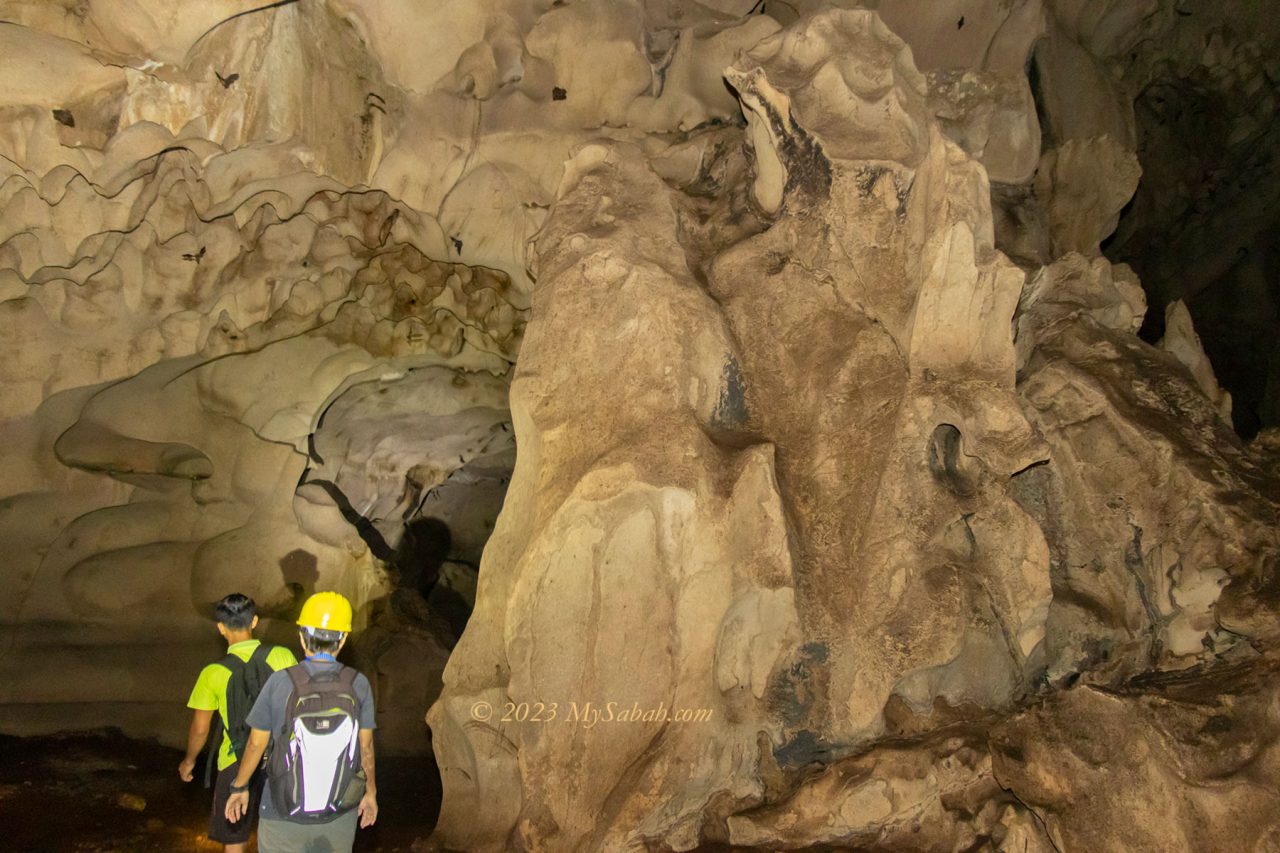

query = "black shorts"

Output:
[[209, 762, 263, 845]]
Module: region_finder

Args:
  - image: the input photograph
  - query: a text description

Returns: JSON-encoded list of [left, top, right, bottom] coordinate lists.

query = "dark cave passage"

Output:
[[304, 372, 516, 763], [1104, 12, 1280, 439]]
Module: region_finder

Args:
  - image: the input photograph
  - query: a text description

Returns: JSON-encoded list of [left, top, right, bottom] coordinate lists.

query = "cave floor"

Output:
[[0, 729, 440, 852]]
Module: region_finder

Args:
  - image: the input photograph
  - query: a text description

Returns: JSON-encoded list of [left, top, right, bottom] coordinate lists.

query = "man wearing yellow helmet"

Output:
[[223, 591, 379, 853]]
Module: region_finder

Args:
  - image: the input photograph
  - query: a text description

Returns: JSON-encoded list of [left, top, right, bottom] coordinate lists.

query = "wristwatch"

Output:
[[230, 782, 250, 794]]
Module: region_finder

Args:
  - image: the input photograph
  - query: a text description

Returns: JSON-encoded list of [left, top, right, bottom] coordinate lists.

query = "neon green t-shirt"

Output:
[[187, 639, 297, 770]]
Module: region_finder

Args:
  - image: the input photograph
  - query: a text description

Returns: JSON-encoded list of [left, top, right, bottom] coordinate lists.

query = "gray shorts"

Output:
[[257, 809, 359, 853]]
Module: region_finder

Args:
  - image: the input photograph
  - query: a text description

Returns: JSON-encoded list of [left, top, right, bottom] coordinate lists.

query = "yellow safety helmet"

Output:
[[297, 591, 353, 633]]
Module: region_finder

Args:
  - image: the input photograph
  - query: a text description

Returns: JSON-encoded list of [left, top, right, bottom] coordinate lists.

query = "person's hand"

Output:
[[358, 791, 378, 828], [225, 790, 250, 822], [178, 757, 196, 782]]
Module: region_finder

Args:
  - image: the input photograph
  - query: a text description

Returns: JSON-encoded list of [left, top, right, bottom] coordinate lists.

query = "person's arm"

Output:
[[178, 709, 214, 782], [223, 728, 270, 822], [357, 728, 378, 827]]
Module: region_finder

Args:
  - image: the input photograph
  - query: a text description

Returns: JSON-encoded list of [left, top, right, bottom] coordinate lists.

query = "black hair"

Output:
[[301, 627, 344, 655], [214, 593, 257, 630]]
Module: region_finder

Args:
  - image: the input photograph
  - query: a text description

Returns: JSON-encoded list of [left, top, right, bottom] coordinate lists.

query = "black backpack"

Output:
[[267, 664, 366, 821], [203, 644, 275, 788]]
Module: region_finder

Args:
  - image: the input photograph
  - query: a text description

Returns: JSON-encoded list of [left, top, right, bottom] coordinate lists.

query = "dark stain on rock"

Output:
[[780, 122, 832, 205], [800, 641, 829, 663], [749, 93, 832, 208], [552, 87, 567, 101], [712, 356, 749, 429], [855, 164, 889, 197], [772, 729, 834, 768], [1125, 523, 1165, 664], [767, 642, 829, 727], [895, 173, 913, 218], [52, 109, 75, 128]]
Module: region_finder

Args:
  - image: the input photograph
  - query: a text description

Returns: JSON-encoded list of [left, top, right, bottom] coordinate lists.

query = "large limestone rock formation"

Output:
[[427, 6, 1280, 852], [1, 0, 1278, 848]]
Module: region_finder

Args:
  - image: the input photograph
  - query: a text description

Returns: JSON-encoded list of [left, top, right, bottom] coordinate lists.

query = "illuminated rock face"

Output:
[[2, 0, 1279, 848]]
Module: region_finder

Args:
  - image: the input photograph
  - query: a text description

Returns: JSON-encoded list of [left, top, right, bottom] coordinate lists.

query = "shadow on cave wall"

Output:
[[278, 547, 320, 618], [394, 516, 451, 595], [391, 517, 474, 640]]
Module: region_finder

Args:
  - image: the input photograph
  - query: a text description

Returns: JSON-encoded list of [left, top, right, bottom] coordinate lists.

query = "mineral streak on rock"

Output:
[[1, 0, 1279, 849]]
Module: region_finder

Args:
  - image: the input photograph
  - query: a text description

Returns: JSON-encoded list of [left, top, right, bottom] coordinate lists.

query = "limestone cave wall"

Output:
[[1, 0, 1278, 849]]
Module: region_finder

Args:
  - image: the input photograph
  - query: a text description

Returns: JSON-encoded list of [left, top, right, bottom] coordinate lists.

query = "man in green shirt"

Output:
[[179, 593, 297, 852]]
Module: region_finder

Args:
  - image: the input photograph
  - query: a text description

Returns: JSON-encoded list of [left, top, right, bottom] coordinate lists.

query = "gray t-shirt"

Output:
[[246, 658, 377, 821]]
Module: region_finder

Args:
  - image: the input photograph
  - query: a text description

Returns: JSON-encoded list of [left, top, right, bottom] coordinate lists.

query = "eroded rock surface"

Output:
[[1, 0, 1278, 849], [427, 6, 1280, 852]]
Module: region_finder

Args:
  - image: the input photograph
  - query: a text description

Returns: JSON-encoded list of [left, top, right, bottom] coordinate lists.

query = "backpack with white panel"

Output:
[[267, 664, 367, 821]]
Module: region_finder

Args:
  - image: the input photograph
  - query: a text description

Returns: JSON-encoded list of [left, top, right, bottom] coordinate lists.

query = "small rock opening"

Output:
[[928, 423, 980, 497]]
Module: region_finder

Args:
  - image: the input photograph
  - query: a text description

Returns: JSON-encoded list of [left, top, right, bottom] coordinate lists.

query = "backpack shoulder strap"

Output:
[[279, 665, 311, 735], [203, 718, 222, 789], [248, 643, 271, 665], [286, 664, 310, 692], [203, 653, 243, 789]]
